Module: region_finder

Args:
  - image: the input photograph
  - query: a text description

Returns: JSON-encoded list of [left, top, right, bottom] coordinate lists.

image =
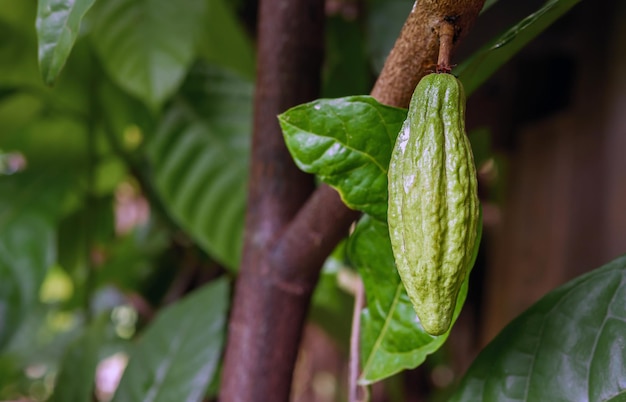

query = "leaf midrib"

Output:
[[362, 283, 404, 376]]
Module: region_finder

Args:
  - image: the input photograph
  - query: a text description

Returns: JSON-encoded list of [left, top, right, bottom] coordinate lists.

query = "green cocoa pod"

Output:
[[387, 73, 479, 336]]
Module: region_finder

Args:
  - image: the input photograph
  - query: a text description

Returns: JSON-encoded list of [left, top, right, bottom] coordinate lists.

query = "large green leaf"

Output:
[[349, 215, 481, 384], [456, 0, 582, 96], [0, 172, 68, 349], [90, 0, 206, 110], [451, 254, 626, 401], [197, 0, 255, 80], [35, 0, 96, 85], [279, 96, 406, 222], [146, 64, 251, 269], [112, 278, 229, 402]]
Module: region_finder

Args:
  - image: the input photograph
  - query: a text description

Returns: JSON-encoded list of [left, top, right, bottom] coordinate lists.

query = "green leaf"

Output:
[[36, 0, 96, 85], [450, 254, 626, 401], [279, 96, 406, 221], [349, 215, 481, 384], [197, 0, 255, 80], [90, 0, 207, 110], [112, 278, 229, 402], [456, 0, 582, 96], [146, 64, 251, 269], [0, 172, 69, 349], [48, 314, 110, 402]]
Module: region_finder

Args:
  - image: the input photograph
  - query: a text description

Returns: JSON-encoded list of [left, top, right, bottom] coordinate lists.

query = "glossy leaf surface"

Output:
[[112, 279, 229, 402], [279, 96, 406, 222], [450, 254, 626, 402], [36, 0, 96, 84]]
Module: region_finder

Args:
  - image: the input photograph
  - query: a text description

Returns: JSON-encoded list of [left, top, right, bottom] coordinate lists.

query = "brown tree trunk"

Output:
[[220, 0, 327, 400]]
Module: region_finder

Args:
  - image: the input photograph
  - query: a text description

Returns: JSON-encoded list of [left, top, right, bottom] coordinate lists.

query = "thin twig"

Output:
[[349, 277, 367, 402]]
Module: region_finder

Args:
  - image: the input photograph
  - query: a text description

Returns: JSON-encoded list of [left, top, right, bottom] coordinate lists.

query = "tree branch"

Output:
[[270, 185, 360, 287]]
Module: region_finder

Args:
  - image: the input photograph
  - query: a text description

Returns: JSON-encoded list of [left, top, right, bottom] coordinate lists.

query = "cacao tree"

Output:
[[1, 0, 624, 401]]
